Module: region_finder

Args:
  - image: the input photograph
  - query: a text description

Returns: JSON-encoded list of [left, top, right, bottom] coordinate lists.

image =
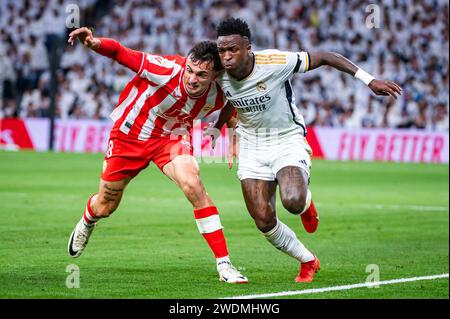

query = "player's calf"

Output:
[[164, 155, 211, 208], [253, 214, 277, 233], [165, 156, 249, 283], [92, 196, 119, 218], [92, 180, 126, 218], [179, 179, 209, 208]]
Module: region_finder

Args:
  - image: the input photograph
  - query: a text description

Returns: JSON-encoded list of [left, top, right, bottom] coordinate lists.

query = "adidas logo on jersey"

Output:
[[299, 159, 308, 167]]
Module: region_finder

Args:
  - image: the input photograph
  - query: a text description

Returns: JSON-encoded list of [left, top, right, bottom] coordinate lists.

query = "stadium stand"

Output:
[[0, 0, 448, 130]]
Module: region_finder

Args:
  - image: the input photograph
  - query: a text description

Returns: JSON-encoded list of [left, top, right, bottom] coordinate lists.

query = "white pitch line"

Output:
[[222, 273, 449, 299], [359, 204, 448, 211], [316, 203, 449, 212]]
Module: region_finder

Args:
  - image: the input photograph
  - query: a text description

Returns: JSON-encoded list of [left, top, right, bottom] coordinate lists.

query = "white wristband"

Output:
[[354, 68, 375, 86]]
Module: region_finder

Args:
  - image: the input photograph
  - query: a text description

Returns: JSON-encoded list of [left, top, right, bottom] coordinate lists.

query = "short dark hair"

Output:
[[216, 18, 251, 42], [187, 41, 223, 72]]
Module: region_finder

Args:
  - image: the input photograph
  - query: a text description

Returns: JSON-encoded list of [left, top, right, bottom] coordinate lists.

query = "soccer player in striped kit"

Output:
[[66, 27, 247, 283]]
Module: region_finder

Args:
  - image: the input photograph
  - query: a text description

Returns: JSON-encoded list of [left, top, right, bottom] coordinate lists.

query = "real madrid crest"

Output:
[[256, 81, 267, 92]]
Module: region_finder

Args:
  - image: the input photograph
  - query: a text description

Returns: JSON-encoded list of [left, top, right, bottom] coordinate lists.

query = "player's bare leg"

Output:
[[241, 178, 318, 282], [163, 155, 213, 209], [68, 178, 130, 258], [277, 166, 319, 233], [92, 178, 131, 217], [240, 179, 278, 233], [163, 155, 248, 283], [274, 167, 320, 281]]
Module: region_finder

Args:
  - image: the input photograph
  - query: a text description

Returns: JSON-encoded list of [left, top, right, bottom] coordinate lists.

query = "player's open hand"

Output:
[[368, 79, 402, 99], [68, 27, 100, 49]]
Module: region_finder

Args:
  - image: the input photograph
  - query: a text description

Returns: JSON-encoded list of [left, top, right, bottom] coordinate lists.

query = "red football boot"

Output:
[[295, 256, 320, 283], [301, 199, 319, 233]]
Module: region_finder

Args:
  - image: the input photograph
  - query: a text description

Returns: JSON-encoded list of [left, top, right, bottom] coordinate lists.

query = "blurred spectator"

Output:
[[0, 0, 448, 132]]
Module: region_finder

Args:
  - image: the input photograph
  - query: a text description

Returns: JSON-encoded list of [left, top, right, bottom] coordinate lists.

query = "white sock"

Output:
[[263, 218, 314, 263], [216, 255, 231, 269], [82, 194, 99, 227]]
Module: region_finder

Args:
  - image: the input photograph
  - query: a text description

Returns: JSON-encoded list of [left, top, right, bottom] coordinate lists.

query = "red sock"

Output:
[[194, 206, 229, 258], [82, 194, 99, 226]]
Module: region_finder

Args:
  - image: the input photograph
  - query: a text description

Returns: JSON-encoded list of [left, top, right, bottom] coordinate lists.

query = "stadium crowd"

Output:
[[0, 0, 448, 131]]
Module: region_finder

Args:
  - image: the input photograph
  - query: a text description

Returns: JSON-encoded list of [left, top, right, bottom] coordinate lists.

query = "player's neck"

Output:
[[231, 53, 255, 81]]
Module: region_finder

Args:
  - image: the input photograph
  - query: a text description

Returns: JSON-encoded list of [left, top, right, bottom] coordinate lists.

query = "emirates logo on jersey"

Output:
[[229, 93, 271, 112], [256, 81, 267, 92]]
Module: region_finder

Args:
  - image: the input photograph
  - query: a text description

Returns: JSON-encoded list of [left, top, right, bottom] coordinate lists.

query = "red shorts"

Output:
[[101, 130, 193, 181]]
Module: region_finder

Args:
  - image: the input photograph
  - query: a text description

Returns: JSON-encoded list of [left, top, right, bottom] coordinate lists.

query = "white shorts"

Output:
[[237, 133, 312, 181]]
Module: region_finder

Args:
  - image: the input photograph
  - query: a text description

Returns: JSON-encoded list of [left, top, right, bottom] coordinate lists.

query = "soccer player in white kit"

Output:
[[211, 18, 402, 282]]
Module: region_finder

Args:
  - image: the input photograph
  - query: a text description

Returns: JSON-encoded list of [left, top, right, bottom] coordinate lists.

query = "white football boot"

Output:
[[68, 219, 96, 258], [217, 261, 248, 284]]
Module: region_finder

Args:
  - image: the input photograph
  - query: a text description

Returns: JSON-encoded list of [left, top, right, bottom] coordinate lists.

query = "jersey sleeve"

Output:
[[95, 38, 144, 73], [279, 51, 310, 79], [293, 51, 310, 74]]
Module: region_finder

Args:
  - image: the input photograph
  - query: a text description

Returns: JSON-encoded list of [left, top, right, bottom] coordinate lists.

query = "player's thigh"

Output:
[[272, 137, 311, 210], [240, 178, 277, 223]]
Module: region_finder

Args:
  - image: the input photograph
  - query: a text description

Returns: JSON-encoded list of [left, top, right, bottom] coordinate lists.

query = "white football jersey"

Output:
[[217, 49, 310, 141]]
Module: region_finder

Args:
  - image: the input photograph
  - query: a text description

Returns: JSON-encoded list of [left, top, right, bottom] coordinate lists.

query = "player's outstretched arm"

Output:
[[308, 52, 402, 99], [68, 27, 143, 73]]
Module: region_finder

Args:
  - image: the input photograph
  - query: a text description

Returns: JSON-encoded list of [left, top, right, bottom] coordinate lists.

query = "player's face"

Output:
[[217, 35, 251, 75], [184, 57, 216, 97]]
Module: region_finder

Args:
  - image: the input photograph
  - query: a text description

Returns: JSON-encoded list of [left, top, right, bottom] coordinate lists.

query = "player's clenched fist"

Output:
[[68, 27, 100, 49]]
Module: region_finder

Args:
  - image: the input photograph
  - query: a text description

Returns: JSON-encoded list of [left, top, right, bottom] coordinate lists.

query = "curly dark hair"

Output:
[[216, 18, 252, 42], [187, 41, 223, 72]]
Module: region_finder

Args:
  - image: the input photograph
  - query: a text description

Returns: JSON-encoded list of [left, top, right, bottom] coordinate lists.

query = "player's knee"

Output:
[[281, 191, 307, 215]]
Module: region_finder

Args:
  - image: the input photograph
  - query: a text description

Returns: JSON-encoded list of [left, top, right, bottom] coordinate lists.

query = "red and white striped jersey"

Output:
[[96, 38, 226, 140]]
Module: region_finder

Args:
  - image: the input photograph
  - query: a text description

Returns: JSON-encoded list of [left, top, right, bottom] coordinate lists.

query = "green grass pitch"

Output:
[[0, 151, 448, 298]]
